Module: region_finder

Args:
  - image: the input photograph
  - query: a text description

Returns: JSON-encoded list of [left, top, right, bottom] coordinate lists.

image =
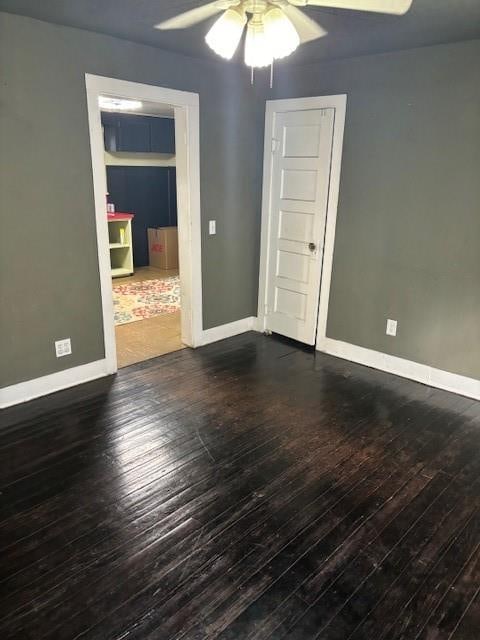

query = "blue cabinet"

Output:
[[150, 117, 175, 154], [117, 115, 150, 153], [101, 113, 175, 154]]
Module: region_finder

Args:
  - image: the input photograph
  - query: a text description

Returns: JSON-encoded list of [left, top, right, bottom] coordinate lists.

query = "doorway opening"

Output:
[[86, 75, 203, 375], [102, 98, 182, 367]]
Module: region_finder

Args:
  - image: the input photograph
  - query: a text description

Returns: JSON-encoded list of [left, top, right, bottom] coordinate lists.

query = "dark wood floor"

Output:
[[1, 332, 479, 640]]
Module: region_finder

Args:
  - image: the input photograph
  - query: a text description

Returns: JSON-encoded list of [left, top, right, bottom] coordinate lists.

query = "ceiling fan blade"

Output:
[[303, 0, 413, 15], [155, 2, 222, 30], [282, 5, 327, 43]]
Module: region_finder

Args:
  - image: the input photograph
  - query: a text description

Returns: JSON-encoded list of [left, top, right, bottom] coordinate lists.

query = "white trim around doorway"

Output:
[[256, 94, 347, 344], [85, 74, 203, 375]]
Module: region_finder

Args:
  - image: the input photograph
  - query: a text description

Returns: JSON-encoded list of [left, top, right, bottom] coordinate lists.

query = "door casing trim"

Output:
[[257, 95, 347, 346], [85, 74, 203, 375]]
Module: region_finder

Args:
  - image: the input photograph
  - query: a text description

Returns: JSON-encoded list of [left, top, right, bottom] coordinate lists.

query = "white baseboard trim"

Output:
[[1, 318, 257, 408], [317, 337, 480, 401], [197, 317, 256, 347], [0, 359, 111, 409]]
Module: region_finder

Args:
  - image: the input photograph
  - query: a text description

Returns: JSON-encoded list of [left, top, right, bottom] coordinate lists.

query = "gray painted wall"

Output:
[[269, 39, 480, 380], [0, 12, 263, 388], [2, 10, 478, 391]]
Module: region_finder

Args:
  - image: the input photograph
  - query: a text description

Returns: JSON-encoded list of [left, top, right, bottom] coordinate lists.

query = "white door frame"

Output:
[[85, 74, 203, 374], [257, 94, 347, 348]]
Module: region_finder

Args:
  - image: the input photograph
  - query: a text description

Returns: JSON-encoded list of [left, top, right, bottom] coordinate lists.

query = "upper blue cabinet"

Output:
[[150, 116, 176, 154], [102, 113, 175, 154], [116, 115, 150, 153]]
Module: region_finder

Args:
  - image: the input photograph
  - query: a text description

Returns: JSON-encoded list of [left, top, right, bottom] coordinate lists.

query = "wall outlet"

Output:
[[55, 338, 72, 357], [209, 220, 216, 235], [386, 319, 398, 337]]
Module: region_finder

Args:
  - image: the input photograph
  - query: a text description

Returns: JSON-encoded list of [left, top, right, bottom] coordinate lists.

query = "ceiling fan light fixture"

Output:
[[263, 7, 300, 60], [244, 17, 273, 68], [205, 7, 247, 60]]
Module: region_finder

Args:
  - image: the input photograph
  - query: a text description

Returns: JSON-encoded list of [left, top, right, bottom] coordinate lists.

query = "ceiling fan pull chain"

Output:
[[251, 65, 254, 85], [270, 60, 274, 89]]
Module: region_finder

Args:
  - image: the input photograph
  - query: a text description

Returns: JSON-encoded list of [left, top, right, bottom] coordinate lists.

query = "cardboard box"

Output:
[[148, 227, 179, 270]]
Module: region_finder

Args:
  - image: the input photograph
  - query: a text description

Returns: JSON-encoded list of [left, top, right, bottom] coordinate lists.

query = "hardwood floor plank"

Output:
[[49, 449, 411, 640], [0, 402, 398, 636], [378, 510, 480, 640], [0, 343, 302, 484], [153, 398, 472, 636], [57, 376, 438, 640], [0, 360, 384, 560], [0, 333, 478, 640], [247, 469, 479, 638], [415, 543, 480, 640], [291, 473, 480, 640], [258, 414, 480, 639], [1, 423, 344, 619], [344, 495, 479, 640], [449, 587, 480, 640], [189, 431, 468, 640], [0, 347, 406, 547], [0, 349, 320, 530], [1, 378, 416, 637], [85, 396, 458, 640], [343, 447, 480, 639]]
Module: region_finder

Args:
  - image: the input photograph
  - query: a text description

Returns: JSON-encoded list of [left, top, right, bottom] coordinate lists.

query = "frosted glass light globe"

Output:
[[245, 18, 274, 68], [263, 8, 300, 60], [205, 8, 247, 60]]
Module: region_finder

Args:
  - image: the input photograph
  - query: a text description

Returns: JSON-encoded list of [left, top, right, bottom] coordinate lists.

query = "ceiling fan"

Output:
[[156, 1, 413, 68]]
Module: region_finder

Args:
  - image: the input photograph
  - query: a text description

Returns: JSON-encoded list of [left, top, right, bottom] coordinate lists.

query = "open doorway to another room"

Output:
[[101, 97, 183, 367], [86, 75, 203, 376]]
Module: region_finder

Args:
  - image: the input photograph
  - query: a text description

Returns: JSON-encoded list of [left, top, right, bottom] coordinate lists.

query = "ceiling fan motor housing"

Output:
[[216, 1, 308, 16], [243, 0, 269, 12], [214, 0, 243, 9]]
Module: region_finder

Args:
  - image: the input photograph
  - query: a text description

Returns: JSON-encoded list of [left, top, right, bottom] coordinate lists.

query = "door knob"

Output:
[[308, 242, 316, 252]]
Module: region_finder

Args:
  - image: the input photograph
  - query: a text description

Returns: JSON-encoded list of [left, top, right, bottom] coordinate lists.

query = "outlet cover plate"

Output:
[[386, 319, 398, 337], [209, 220, 216, 235], [55, 338, 72, 357]]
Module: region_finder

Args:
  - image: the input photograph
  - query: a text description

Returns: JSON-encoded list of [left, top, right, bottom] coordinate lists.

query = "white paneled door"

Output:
[[264, 108, 335, 345]]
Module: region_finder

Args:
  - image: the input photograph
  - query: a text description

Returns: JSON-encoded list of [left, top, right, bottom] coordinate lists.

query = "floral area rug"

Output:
[[113, 276, 180, 325]]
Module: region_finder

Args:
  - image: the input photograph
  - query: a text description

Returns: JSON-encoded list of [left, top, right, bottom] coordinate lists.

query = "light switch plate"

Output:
[[386, 319, 397, 337], [55, 338, 72, 357], [209, 220, 216, 235]]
